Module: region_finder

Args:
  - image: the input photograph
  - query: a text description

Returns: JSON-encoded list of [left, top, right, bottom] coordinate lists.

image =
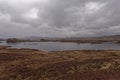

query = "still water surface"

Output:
[[0, 41, 120, 51]]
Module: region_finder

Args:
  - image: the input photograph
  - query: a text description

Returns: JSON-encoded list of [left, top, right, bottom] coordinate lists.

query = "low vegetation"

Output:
[[116, 41, 120, 43], [6, 38, 120, 44], [0, 46, 120, 80], [6, 38, 33, 43], [6, 38, 25, 43]]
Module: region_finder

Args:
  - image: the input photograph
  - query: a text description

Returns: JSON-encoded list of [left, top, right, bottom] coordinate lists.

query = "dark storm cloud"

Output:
[[0, 0, 120, 37]]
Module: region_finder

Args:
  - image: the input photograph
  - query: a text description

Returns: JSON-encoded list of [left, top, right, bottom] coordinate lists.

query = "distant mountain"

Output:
[[22, 36, 43, 40], [21, 35, 120, 41], [103, 35, 120, 38], [21, 36, 63, 41], [99, 35, 120, 40]]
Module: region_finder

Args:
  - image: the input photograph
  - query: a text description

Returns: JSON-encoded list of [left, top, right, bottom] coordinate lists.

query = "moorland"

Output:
[[0, 46, 120, 80]]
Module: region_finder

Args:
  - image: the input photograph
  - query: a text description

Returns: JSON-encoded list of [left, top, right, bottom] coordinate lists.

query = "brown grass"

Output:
[[0, 46, 120, 80]]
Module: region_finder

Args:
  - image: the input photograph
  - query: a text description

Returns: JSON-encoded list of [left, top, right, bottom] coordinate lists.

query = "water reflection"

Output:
[[0, 41, 120, 51]]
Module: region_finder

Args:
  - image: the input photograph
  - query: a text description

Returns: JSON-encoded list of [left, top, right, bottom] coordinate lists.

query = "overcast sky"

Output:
[[0, 0, 120, 38]]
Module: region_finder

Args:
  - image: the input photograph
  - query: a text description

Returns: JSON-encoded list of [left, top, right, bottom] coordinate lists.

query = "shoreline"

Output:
[[4, 38, 120, 44], [0, 45, 120, 52]]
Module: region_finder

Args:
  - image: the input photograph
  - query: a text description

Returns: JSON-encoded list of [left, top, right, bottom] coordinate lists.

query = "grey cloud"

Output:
[[0, 0, 120, 38]]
